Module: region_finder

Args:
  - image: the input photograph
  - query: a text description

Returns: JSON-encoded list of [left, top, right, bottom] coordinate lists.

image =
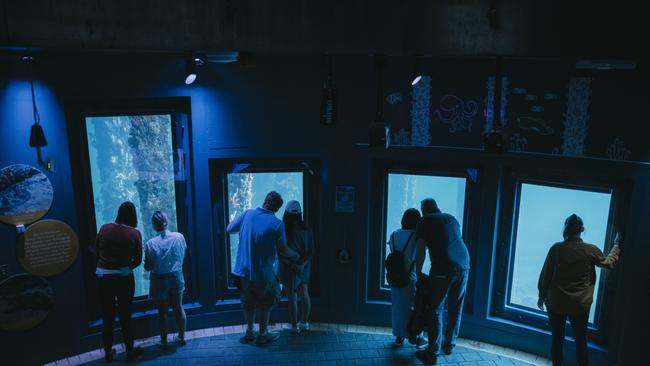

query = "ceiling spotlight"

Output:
[[412, 75, 422, 86], [184, 57, 203, 85]]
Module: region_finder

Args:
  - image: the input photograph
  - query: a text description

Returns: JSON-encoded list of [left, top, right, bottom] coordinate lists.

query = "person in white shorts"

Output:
[[144, 211, 187, 349]]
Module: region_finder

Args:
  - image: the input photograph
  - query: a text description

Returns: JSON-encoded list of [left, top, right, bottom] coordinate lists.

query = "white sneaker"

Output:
[[297, 322, 310, 331]]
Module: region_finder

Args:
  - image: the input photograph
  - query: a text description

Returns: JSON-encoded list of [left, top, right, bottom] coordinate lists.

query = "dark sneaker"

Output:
[[395, 336, 404, 345], [104, 348, 115, 362], [442, 344, 454, 355], [255, 331, 280, 345], [415, 349, 437, 365], [126, 347, 144, 362], [157, 342, 171, 351], [415, 336, 428, 349], [239, 330, 256, 344], [174, 336, 187, 346]]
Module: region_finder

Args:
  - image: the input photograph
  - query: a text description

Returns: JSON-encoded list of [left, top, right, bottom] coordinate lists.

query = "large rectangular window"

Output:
[[509, 182, 612, 324], [85, 114, 178, 298], [383, 173, 467, 286], [225, 172, 304, 277]]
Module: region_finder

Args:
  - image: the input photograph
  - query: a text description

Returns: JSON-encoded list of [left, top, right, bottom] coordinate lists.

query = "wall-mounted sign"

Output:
[[0, 274, 53, 331], [335, 186, 355, 213], [17, 220, 78, 277], [0, 164, 53, 226]]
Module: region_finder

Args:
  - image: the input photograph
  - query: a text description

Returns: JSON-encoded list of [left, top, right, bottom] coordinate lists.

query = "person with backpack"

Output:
[[386, 208, 427, 347]]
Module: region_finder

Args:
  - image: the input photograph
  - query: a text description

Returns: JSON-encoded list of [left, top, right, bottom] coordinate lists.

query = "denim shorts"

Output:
[[149, 271, 185, 302], [240, 277, 280, 312]]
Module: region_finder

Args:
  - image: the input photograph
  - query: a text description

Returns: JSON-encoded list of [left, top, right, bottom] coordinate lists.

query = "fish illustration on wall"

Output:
[[516, 116, 555, 135], [385, 92, 403, 105]]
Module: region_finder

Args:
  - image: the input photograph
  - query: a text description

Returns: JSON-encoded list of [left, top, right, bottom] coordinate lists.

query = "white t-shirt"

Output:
[[388, 229, 418, 280], [144, 230, 186, 274]]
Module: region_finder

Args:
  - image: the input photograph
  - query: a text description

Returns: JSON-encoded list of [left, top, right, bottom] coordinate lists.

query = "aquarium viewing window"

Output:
[[85, 114, 179, 298], [225, 171, 304, 280], [508, 182, 612, 324], [382, 173, 467, 287]]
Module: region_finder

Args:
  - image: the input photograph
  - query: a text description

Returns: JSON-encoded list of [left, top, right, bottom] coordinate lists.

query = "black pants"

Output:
[[425, 269, 468, 355], [98, 274, 135, 353], [548, 309, 589, 366]]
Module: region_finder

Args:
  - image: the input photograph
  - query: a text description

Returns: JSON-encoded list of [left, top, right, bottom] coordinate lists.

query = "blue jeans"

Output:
[[425, 268, 468, 355]]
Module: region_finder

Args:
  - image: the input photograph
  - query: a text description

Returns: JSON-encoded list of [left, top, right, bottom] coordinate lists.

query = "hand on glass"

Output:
[[537, 298, 545, 311]]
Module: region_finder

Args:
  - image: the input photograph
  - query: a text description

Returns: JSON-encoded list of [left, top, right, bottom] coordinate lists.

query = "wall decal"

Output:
[[513, 87, 527, 95], [484, 76, 508, 132], [0, 165, 53, 226], [530, 106, 545, 113], [0, 274, 53, 331], [393, 128, 410, 145], [410, 76, 432, 146], [543, 93, 559, 100], [385, 92, 402, 105], [484, 77, 495, 132], [561, 77, 592, 157], [516, 116, 555, 135], [17, 220, 79, 277], [524, 94, 539, 101], [606, 138, 631, 161], [509, 133, 528, 152], [500, 77, 509, 125], [434, 94, 479, 133]]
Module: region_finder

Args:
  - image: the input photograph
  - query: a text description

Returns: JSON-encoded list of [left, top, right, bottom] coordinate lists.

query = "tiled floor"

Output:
[[50, 324, 548, 366]]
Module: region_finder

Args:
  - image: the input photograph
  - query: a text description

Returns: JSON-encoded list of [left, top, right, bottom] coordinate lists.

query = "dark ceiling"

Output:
[[0, 0, 646, 58]]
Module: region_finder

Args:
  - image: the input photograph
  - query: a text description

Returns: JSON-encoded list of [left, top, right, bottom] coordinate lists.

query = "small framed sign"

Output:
[[335, 186, 355, 213]]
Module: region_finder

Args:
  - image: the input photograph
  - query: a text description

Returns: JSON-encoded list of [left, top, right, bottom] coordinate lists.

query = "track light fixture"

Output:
[[185, 57, 204, 85]]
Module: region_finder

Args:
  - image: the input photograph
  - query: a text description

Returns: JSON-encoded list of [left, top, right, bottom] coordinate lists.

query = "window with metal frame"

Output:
[[210, 160, 317, 301], [366, 163, 478, 304], [381, 172, 468, 288], [225, 171, 305, 278], [508, 182, 613, 325], [85, 114, 180, 298]]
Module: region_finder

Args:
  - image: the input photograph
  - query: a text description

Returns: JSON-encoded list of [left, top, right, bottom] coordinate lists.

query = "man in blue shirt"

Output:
[[227, 191, 298, 345], [414, 198, 470, 364]]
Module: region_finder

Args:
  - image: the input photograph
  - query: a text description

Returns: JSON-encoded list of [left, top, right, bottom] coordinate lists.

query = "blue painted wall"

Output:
[[1, 53, 648, 365]]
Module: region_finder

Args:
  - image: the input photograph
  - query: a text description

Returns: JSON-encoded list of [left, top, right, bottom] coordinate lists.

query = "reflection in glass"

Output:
[[510, 183, 611, 324], [384, 173, 466, 285], [86, 115, 178, 297]]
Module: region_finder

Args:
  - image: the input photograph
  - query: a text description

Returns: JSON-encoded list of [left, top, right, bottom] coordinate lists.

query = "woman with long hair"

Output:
[[538, 214, 620, 366], [95, 202, 144, 362], [278, 200, 315, 333]]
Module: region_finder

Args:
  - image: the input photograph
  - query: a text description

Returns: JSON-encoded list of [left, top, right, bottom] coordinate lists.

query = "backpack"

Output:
[[385, 231, 416, 288]]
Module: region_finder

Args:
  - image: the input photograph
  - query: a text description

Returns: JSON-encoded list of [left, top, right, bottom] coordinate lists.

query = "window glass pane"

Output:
[[385, 173, 466, 285], [86, 115, 178, 297], [510, 183, 612, 323], [226, 172, 303, 275]]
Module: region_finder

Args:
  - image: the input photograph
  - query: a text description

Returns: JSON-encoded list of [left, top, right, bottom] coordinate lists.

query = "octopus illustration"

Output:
[[433, 94, 478, 133]]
